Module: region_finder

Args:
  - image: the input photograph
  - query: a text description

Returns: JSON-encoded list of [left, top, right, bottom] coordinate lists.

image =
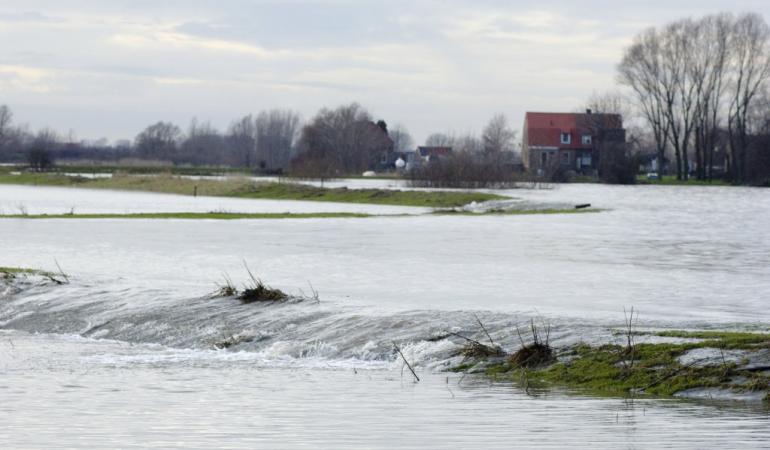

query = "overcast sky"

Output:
[[1, 1, 769, 144]]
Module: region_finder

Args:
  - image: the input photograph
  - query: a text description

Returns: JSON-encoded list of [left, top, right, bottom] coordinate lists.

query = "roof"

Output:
[[525, 112, 623, 149], [417, 146, 453, 157]]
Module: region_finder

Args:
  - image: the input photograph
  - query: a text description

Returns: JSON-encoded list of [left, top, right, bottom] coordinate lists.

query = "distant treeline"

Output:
[[0, 102, 520, 181], [4, 11, 770, 187]]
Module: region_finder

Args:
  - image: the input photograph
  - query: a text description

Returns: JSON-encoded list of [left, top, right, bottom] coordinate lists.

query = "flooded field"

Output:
[[1, 182, 769, 448]]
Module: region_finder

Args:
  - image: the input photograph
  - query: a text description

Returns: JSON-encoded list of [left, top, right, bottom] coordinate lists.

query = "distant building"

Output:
[[522, 111, 626, 174], [416, 146, 453, 164]]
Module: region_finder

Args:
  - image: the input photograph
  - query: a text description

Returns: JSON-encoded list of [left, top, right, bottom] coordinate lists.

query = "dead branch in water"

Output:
[[53, 259, 70, 284], [393, 342, 420, 382], [474, 313, 496, 347]]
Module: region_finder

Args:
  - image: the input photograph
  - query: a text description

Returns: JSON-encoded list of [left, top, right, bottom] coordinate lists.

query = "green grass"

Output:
[[479, 331, 770, 399], [0, 266, 42, 275], [0, 266, 59, 279], [655, 330, 770, 348], [0, 212, 374, 220], [636, 175, 730, 186], [0, 171, 508, 208], [231, 182, 505, 207]]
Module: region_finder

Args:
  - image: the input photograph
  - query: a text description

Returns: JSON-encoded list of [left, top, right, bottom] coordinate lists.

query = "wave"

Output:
[[1, 277, 762, 370]]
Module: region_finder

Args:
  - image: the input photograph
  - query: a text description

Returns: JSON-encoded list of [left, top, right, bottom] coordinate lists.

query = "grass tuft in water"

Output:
[[0, 266, 68, 284], [238, 280, 288, 303]]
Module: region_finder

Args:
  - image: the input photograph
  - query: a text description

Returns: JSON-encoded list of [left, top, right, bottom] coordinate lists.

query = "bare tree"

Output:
[[621, 12, 770, 184], [179, 119, 226, 166], [619, 28, 672, 177], [621, 17, 729, 180], [28, 128, 58, 171], [482, 114, 516, 155], [294, 103, 390, 175], [389, 124, 414, 153], [453, 133, 482, 154], [0, 105, 12, 147], [255, 109, 301, 171], [227, 115, 257, 168], [727, 13, 770, 183], [661, 19, 702, 181], [690, 14, 731, 180], [424, 132, 454, 147], [135, 121, 182, 161]]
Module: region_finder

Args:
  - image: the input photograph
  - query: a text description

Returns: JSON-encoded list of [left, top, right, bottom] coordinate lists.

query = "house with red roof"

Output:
[[522, 111, 625, 174]]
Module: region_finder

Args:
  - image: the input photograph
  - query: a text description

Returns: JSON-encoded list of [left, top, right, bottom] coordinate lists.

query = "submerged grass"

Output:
[[0, 266, 68, 284], [0, 171, 507, 207], [0, 209, 603, 220], [0, 266, 45, 276], [0, 212, 374, 220]]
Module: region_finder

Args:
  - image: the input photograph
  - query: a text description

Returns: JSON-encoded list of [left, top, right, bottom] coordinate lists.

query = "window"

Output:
[[560, 132, 571, 144], [582, 135, 592, 145], [561, 152, 570, 165]]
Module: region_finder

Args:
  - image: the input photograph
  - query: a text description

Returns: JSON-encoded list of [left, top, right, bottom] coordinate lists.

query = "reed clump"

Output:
[[508, 319, 554, 368], [461, 341, 506, 359], [214, 265, 290, 304], [239, 280, 288, 303]]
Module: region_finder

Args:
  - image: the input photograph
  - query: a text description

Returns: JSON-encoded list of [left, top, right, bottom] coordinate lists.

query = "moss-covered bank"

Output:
[[467, 331, 770, 401]]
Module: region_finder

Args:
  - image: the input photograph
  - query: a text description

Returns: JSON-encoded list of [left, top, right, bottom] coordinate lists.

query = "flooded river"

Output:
[[1, 182, 769, 448]]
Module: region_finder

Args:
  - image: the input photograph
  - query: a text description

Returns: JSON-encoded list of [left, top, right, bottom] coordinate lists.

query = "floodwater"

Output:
[[1, 182, 770, 448], [0, 184, 427, 215]]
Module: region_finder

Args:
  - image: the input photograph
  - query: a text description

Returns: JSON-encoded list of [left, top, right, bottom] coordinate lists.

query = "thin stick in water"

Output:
[[54, 258, 69, 284], [474, 313, 496, 347], [393, 342, 420, 382]]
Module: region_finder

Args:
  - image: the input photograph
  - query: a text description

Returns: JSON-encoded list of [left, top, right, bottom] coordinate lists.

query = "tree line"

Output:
[[619, 12, 770, 185], [4, 12, 770, 186], [0, 101, 520, 179]]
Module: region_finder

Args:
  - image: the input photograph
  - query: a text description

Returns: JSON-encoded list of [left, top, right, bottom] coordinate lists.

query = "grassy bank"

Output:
[[0, 171, 507, 208], [0, 267, 45, 276], [0, 212, 374, 220], [465, 330, 770, 401]]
